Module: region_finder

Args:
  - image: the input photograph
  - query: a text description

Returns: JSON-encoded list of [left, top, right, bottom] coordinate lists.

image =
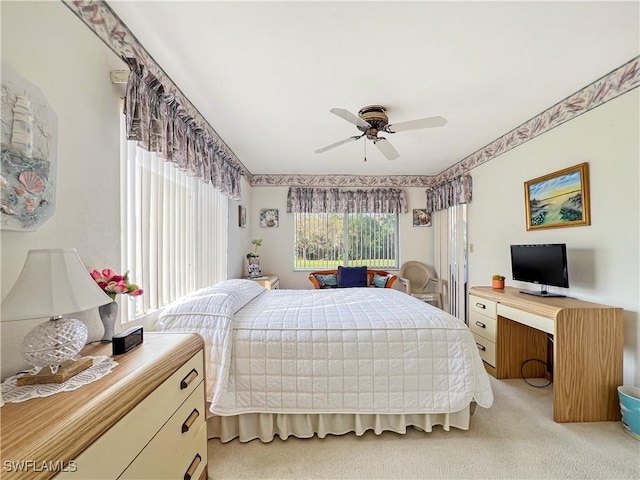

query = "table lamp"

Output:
[[1, 248, 112, 382]]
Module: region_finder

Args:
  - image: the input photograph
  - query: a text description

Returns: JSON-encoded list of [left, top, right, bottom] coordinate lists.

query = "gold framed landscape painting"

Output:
[[524, 162, 590, 231]]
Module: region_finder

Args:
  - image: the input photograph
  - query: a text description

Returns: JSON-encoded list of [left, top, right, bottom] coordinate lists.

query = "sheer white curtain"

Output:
[[120, 117, 228, 322], [433, 204, 468, 321]]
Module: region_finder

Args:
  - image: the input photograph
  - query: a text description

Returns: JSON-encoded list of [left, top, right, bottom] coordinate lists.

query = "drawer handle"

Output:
[[476, 342, 486, 351], [475, 321, 486, 329], [182, 408, 200, 433], [180, 369, 199, 390], [475, 302, 486, 309], [184, 454, 202, 480]]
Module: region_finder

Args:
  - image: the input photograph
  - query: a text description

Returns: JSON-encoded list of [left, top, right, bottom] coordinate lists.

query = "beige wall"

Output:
[[468, 89, 640, 385], [243, 186, 434, 288], [227, 175, 253, 279], [1, 2, 126, 379]]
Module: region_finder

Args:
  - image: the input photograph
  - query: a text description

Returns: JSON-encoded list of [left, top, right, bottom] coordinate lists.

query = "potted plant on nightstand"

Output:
[[492, 274, 505, 289], [246, 239, 263, 278]]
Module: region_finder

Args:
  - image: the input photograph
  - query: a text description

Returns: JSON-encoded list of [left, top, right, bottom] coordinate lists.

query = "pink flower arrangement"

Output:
[[90, 268, 144, 301]]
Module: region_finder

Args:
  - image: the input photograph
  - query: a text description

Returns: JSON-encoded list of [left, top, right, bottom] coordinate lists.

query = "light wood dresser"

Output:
[[469, 286, 623, 423], [1, 333, 207, 480]]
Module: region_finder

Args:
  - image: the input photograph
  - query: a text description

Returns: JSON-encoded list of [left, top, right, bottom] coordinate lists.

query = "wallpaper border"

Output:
[[249, 174, 438, 188], [435, 56, 640, 186], [63, 2, 638, 188]]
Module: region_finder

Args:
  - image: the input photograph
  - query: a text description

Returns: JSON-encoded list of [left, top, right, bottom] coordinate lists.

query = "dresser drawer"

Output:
[[57, 350, 205, 479], [469, 295, 496, 319], [469, 310, 497, 342], [472, 332, 496, 367], [120, 382, 207, 479]]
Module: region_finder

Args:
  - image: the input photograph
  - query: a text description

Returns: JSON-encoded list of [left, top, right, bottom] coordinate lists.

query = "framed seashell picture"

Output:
[[1, 68, 58, 231]]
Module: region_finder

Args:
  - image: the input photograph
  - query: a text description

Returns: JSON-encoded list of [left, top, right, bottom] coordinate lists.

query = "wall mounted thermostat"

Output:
[[110, 69, 130, 84]]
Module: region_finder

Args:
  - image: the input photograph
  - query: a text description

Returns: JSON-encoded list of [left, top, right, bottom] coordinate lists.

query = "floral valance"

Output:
[[287, 187, 408, 214], [123, 58, 243, 199], [425, 175, 472, 213]]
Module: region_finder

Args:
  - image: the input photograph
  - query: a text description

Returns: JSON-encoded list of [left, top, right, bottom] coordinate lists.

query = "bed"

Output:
[[155, 279, 493, 442]]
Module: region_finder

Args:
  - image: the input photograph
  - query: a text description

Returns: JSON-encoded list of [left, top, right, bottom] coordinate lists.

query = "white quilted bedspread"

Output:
[[155, 280, 493, 416]]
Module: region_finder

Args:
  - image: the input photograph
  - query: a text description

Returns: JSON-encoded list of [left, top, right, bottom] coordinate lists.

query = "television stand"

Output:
[[519, 284, 566, 297]]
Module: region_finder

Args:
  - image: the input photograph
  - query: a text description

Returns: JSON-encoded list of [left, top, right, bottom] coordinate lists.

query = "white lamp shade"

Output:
[[1, 248, 112, 321]]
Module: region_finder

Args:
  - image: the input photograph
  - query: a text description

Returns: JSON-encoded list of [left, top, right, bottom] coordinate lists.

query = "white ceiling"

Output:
[[107, 1, 639, 177]]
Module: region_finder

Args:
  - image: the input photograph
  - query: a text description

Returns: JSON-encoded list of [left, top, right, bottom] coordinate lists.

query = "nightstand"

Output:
[[247, 274, 279, 290], [1, 333, 207, 480]]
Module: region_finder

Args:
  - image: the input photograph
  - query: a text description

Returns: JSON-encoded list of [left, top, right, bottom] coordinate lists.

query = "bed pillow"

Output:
[[176, 279, 264, 313], [210, 279, 266, 312], [337, 266, 368, 288], [314, 273, 338, 289], [372, 273, 390, 288]]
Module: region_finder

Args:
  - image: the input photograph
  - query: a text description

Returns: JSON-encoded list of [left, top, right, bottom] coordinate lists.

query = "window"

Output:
[[294, 212, 398, 270], [120, 118, 228, 322]]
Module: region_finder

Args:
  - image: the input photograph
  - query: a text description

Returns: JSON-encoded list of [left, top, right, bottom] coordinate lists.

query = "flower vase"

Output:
[[99, 301, 118, 342], [247, 256, 261, 278]]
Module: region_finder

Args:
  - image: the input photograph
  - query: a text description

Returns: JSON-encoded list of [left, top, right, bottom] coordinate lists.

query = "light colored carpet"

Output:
[[207, 377, 639, 479]]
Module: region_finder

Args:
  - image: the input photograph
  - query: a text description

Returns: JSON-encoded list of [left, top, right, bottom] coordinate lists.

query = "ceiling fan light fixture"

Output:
[[316, 105, 447, 161], [365, 129, 379, 140], [357, 105, 389, 133]]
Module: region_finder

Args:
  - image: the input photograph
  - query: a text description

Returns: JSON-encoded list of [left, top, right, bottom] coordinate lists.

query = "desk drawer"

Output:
[[469, 295, 496, 319], [472, 332, 496, 367], [497, 304, 554, 335], [469, 310, 497, 342]]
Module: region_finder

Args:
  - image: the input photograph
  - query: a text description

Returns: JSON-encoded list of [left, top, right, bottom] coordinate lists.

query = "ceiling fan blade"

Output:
[[386, 116, 447, 133], [374, 138, 400, 161], [330, 108, 371, 129], [315, 135, 362, 154]]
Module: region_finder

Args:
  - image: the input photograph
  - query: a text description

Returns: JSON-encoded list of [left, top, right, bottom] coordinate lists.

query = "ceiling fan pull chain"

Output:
[[363, 138, 367, 162]]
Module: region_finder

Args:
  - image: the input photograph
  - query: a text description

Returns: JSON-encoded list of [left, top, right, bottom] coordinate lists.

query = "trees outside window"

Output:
[[294, 212, 398, 269]]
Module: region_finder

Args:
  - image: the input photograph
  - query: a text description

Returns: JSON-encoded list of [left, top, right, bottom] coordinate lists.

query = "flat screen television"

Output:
[[510, 244, 568, 297]]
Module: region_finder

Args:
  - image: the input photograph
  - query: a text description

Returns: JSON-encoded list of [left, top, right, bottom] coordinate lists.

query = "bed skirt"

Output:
[[206, 404, 475, 443]]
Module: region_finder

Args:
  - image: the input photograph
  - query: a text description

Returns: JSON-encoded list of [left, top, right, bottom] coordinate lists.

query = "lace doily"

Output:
[[1, 356, 118, 403]]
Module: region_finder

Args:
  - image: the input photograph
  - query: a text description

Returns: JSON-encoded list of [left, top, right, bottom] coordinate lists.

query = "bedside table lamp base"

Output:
[[16, 357, 93, 386], [1, 248, 113, 384]]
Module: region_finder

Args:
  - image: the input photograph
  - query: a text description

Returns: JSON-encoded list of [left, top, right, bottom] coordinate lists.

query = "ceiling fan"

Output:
[[315, 105, 447, 161]]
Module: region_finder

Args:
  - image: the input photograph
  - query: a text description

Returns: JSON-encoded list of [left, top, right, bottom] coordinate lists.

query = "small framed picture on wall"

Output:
[[238, 205, 247, 227], [412, 209, 431, 227], [260, 208, 279, 228]]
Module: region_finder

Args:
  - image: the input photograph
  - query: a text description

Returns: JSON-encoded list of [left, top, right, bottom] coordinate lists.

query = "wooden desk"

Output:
[[469, 286, 623, 423]]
